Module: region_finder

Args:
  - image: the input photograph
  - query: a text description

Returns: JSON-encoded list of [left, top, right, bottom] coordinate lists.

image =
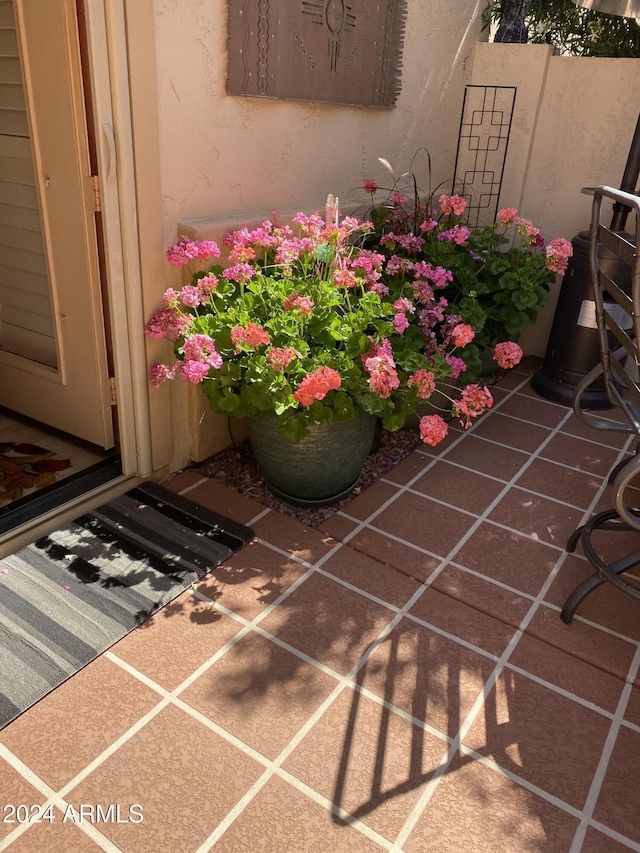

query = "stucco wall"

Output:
[[150, 1, 487, 467], [468, 43, 640, 358]]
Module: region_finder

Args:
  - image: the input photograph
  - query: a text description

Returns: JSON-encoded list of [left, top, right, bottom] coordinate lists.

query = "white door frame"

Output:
[[84, 0, 152, 480]]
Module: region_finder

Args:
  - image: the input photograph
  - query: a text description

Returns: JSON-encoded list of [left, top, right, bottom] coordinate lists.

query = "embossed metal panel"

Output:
[[226, 0, 407, 108]]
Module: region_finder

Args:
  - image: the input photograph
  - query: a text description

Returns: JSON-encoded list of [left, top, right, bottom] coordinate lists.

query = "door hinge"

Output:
[[109, 376, 117, 406], [92, 175, 102, 212]]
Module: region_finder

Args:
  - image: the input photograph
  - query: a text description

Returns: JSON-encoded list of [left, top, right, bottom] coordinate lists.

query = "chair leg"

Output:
[[561, 550, 640, 623], [608, 442, 640, 485]]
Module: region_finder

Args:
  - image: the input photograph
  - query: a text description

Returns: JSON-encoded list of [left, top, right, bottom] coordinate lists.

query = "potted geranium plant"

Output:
[[360, 166, 572, 378], [145, 196, 508, 505]]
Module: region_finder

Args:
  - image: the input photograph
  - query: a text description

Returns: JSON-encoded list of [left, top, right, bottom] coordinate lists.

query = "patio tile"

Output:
[[506, 632, 627, 714], [258, 571, 397, 676], [358, 617, 496, 739], [593, 726, 640, 844], [404, 754, 579, 853], [4, 818, 107, 852], [320, 547, 421, 610], [250, 510, 337, 563], [0, 656, 159, 791], [514, 457, 604, 509], [493, 372, 534, 394], [625, 685, 640, 726], [369, 492, 478, 561], [581, 826, 640, 852], [180, 478, 265, 525], [0, 759, 46, 844], [523, 606, 638, 685], [345, 527, 442, 584], [179, 630, 338, 759], [430, 565, 534, 629], [487, 487, 584, 549], [453, 521, 561, 596], [66, 704, 264, 853], [161, 468, 207, 494], [488, 385, 510, 405], [496, 392, 571, 429], [436, 433, 530, 481], [341, 480, 401, 521], [540, 433, 624, 477], [544, 553, 640, 642], [470, 412, 553, 453], [282, 688, 450, 841], [320, 512, 361, 542], [195, 539, 309, 620], [382, 450, 435, 486], [463, 670, 611, 809], [110, 592, 244, 691], [559, 412, 631, 448], [408, 588, 517, 658], [410, 461, 505, 515], [211, 774, 385, 852]]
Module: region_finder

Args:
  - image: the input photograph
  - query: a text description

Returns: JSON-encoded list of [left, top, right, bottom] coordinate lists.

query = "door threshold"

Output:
[[0, 456, 125, 540]]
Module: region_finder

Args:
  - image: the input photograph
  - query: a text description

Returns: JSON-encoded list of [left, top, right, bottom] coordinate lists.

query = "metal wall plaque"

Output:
[[226, 0, 407, 108]]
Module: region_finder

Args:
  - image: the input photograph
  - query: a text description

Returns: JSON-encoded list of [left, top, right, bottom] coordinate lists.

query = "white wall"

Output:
[[468, 44, 640, 357], [154, 1, 486, 228], [150, 0, 488, 466]]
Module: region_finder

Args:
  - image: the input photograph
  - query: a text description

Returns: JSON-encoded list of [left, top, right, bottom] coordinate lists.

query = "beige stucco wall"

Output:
[[468, 43, 640, 357], [148, 0, 488, 468]]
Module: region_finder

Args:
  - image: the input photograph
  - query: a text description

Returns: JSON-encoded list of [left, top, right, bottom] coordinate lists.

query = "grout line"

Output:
[[623, 718, 640, 736], [388, 544, 576, 852], [458, 745, 584, 819], [503, 662, 619, 719], [0, 744, 124, 853], [175, 476, 211, 495], [588, 819, 640, 852], [386, 390, 615, 850], [105, 652, 273, 770], [193, 577, 436, 852], [540, 599, 640, 646], [246, 506, 271, 525], [569, 644, 640, 852]]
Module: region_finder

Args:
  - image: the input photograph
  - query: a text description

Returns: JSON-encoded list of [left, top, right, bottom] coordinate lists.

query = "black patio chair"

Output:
[[561, 185, 640, 623]]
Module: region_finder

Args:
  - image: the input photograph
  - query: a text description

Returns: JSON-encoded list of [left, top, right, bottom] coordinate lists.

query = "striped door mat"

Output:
[[0, 482, 254, 729]]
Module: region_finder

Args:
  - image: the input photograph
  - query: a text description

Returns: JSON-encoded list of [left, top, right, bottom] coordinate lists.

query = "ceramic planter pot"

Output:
[[248, 412, 377, 506]]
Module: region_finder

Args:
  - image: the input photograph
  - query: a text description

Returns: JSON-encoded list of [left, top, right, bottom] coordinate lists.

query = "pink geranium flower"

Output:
[[148, 363, 176, 387], [408, 369, 436, 399], [230, 323, 271, 350], [452, 323, 475, 347], [165, 237, 220, 267], [545, 237, 573, 275], [497, 208, 518, 225], [283, 293, 315, 314], [267, 347, 300, 372], [419, 415, 449, 446], [439, 194, 467, 216], [293, 366, 341, 406], [453, 384, 493, 429], [493, 341, 523, 369]]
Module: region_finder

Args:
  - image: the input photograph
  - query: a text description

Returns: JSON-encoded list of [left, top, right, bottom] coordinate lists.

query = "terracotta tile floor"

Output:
[[2, 359, 640, 852]]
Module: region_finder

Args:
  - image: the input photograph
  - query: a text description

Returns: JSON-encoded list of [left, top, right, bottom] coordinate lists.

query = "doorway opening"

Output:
[[0, 0, 127, 539]]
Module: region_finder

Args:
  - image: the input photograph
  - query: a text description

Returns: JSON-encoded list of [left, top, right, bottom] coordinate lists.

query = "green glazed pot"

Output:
[[248, 412, 377, 506]]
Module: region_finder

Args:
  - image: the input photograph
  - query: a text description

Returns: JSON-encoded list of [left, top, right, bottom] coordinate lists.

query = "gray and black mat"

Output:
[[0, 481, 254, 729]]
